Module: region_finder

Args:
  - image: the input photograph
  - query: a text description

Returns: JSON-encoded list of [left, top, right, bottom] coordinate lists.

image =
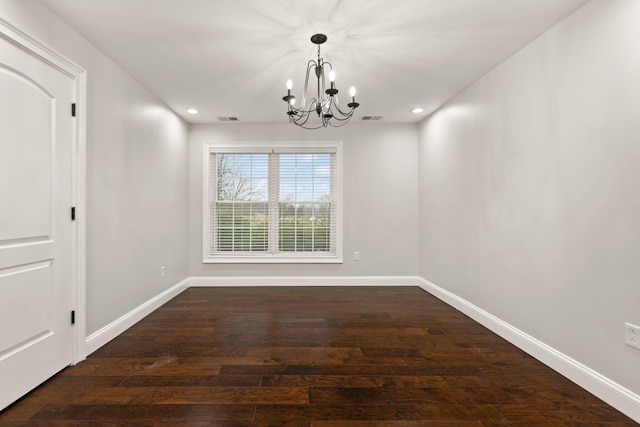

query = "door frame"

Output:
[[0, 17, 87, 364]]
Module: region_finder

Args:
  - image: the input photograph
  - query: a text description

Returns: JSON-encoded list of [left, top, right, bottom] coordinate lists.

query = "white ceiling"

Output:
[[38, 0, 588, 124]]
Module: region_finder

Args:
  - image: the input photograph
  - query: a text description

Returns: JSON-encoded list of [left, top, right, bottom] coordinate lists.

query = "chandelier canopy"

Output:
[[283, 34, 359, 129]]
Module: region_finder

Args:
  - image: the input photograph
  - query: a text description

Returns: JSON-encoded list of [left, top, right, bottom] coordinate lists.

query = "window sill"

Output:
[[203, 255, 343, 264]]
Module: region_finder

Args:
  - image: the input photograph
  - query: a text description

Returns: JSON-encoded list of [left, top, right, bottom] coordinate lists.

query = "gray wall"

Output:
[[189, 123, 419, 277], [0, 0, 191, 335], [418, 0, 640, 395]]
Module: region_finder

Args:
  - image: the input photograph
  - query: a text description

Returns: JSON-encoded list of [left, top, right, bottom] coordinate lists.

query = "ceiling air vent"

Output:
[[361, 116, 383, 121], [218, 116, 239, 122]]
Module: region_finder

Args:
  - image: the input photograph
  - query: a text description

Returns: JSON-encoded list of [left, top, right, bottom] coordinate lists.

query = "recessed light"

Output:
[[411, 107, 424, 114], [187, 108, 199, 114]]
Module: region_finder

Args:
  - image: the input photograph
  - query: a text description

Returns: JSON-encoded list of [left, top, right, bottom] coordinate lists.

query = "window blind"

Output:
[[278, 153, 335, 254], [211, 152, 269, 254]]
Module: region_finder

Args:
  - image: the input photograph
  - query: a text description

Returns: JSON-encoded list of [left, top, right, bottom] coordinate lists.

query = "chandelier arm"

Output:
[[308, 123, 328, 130], [293, 113, 311, 127], [332, 104, 355, 117], [300, 60, 316, 108], [293, 111, 325, 129], [328, 102, 356, 121], [304, 118, 329, 129], [308, 98, 319, 115], [288, 105, 308, 114], [290, 103, 319, 116], [292, 98, 322, 115], [326, 111, 353, 122], [327, 119, 353, 128], [331, 95, 358, 117], [290, 106, 332, 129], [290, 106, 309, 124], [291, 103, 331, 129]]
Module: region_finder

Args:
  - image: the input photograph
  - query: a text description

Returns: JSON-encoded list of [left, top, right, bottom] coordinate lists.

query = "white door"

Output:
[[0, 31, 75, 410]]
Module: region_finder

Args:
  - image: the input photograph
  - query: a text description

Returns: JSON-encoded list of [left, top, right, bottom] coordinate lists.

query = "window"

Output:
[[203, 142, 342, 263]]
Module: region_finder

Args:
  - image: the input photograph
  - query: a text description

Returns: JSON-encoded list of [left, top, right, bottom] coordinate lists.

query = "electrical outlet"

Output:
[[625, 323, 640, 350], [160, 266, 166, 278], [353, 251, 360, 261]]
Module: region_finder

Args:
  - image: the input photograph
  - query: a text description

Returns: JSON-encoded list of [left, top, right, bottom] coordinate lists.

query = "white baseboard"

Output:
[[417, 276, 640, 423], [84, 278, 190, 356], [188, 275, 418, 287]]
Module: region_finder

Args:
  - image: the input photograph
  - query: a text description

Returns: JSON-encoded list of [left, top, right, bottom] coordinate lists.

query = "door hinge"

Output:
[[71, 206, 76, 221], [71, 310, 76, 325], [71, 103, 76, 117]]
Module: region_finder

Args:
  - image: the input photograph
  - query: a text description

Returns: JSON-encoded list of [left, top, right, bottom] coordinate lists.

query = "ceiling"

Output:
[[38, 0, 588, 124]]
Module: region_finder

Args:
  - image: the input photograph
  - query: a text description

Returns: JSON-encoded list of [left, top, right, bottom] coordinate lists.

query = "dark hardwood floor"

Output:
[[0, 286, 636, 426]]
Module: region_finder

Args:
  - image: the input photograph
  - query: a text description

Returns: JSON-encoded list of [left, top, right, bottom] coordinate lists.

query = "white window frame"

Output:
[[202, 141, 343, 264]]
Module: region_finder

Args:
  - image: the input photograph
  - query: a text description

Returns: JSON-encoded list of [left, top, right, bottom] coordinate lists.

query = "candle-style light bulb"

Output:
[[325, 69, 338, 97], [283, 79, 296, 106], [328, 70, 336, 91], [346, 86, 359, 109]]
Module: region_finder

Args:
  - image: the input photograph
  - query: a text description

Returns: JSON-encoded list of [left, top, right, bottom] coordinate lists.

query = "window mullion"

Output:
[[210, 153, 218, 255], [330, 153, 336, 255], [311, 156, 316, 252], [268, 152, 279, 255], [231, 203, 236, 253]]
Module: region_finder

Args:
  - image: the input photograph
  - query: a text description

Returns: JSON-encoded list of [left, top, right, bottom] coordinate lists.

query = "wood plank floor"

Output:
[[0, 286, 636, 426]]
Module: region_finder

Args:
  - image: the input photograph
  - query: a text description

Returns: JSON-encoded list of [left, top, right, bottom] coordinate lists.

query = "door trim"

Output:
[[0, 17, 87, 364]]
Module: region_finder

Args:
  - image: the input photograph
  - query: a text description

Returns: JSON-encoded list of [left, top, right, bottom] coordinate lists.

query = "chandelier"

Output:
[[282, 33, 359, 129]]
